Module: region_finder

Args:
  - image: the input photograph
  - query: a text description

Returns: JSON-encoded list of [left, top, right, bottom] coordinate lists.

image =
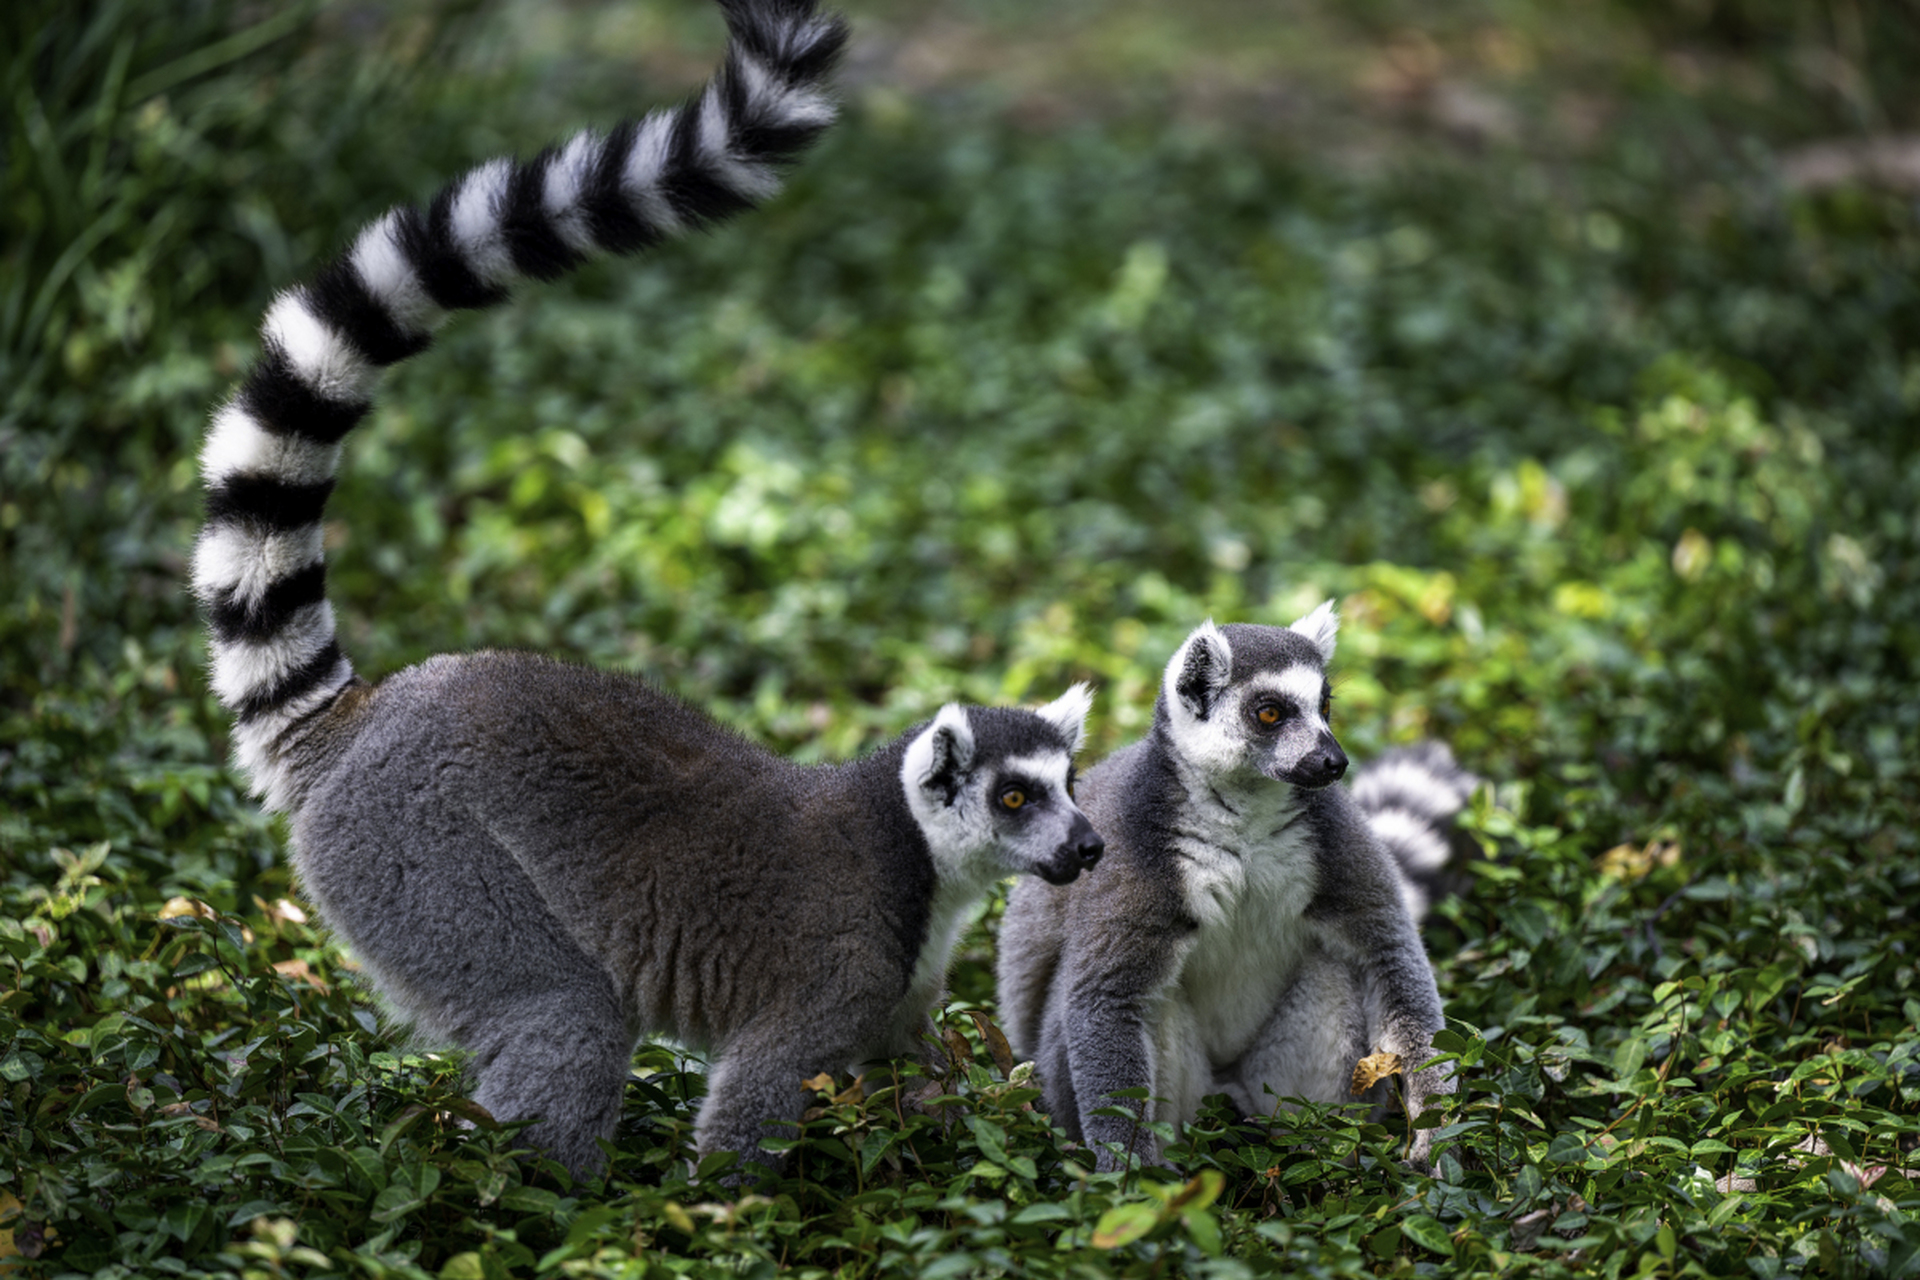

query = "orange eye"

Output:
[[1257, 705, 1281, 726], [1000, 789, 1027, 811]]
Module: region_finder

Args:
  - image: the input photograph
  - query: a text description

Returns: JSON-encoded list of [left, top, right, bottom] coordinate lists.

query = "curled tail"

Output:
[[1350, 741, 1479, 924], [191, 0, 847, 810]]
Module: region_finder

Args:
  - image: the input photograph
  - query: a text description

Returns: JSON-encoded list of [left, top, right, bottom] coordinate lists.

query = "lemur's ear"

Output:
[[1288, 600, 1339, 664], [1166, 621, 1233, 720], [1037, 682, 1094, 755], [907, 704, 976, 807]]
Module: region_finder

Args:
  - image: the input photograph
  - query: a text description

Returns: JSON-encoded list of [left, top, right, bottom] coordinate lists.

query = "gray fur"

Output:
[[996, 609, 1469, 1173], [289, 656, 1100, 1179]]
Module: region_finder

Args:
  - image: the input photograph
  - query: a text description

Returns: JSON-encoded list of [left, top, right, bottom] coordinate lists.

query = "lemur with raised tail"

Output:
[[192, 0, 1106, 1180], [996, 608, 1477, 1172]]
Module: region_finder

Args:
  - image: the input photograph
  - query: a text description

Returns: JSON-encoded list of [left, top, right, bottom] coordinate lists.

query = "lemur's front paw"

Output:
[[1401, 1062, 1455, 1174], [1404, 1129, 1437, 1175]]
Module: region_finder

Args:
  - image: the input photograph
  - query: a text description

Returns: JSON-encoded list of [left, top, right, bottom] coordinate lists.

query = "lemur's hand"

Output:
[[1402, 1043, 1458, 1173]]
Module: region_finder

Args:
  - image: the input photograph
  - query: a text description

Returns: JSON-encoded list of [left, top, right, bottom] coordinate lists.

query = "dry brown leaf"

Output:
[[436, 1096, 498, 1129], [1350, 1050, 1404, 1096], [966, 1010, 1015, 1076], [159, 897, 212, 921], [1511, 1208, 1553, 1251], [1598, 839, 1681, 881], [2, 1216, 51, 1261], [271, 959, 330, 995], [943, 1025, 972, 1071], [832, 1076, 866, 1106], [253, 895, 310, 925], [905, 1079, 950, 1115], [799, 1072, 836, 1094]]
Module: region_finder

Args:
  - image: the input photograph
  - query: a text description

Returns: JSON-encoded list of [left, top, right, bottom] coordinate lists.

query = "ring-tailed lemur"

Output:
[[191, 0, 1109, 1180], [995, 609, 1477, 1172]]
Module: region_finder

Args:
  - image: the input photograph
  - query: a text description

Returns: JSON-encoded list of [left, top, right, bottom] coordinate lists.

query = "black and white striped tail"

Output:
[[1350, 742, 1479, 923], [192, 0, 848, 810]]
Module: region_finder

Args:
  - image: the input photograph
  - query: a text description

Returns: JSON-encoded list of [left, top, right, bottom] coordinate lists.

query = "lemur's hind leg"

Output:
[[1230, 952, 1369, 1121], [467, 971, 631, 1179], [297, 796, 634, 1178]]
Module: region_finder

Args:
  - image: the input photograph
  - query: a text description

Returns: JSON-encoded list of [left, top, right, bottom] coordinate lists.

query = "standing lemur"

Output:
[[192, 0, 1108, 1180], [996, 608, 1477, 1171]]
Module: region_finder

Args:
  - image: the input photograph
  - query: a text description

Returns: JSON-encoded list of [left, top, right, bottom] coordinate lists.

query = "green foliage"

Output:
[[4, 0, 1919, 1276]]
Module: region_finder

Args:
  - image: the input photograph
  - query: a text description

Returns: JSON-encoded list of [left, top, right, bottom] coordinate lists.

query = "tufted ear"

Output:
[[905, 704, 976, 807], [1164, 621, 1234, 720], [1288, 599, 1339, 664], [1037, 682, 1094, 755]]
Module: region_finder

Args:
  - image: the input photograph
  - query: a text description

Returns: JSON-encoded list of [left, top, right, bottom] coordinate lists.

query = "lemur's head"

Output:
[[901, 684, 1104, 886], [1157, 604, 1348, 789]]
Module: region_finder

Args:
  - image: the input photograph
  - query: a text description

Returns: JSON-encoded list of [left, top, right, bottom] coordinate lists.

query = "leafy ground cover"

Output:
[[3, 0, 1918, 1275]]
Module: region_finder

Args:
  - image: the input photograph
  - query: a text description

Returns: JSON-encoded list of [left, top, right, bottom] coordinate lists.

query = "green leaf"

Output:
[[170, 953, 219, 979], [378, 1105, 429, 1154], [224, 1200, 283, 1229], [344, 1146, 389, 1192], [370, 1184, 427, 1224], [1399, 1215, 1455, 1257], [1182, 1207, 1223, 1257], [1011, 1203, 1072, 1225], [1091, 1202, 1161, 1250], [497, 1185, 560, 1214], [966, 1115, 1009, 1166], [1545, 1133, 1590, 1165], [439, 1253, 488, 1280]]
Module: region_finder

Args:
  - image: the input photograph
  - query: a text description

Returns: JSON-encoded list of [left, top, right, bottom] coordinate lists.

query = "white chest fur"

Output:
[[1166, 769, 1321, 1064], [879, 868, 993, 1057]]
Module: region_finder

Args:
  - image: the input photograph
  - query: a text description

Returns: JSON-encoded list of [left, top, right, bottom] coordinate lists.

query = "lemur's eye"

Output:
[[1256, 704, 1282, 726], [1000, 788, 1027, 811]]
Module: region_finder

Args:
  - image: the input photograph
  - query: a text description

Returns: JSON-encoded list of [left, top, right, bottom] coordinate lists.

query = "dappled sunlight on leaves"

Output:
[[5, 0, 1920, 1274]]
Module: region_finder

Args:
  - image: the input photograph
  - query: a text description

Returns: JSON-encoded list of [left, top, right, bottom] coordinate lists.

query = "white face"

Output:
[[1161, 619, 1349, 789], [901, 699, 1104, 886]]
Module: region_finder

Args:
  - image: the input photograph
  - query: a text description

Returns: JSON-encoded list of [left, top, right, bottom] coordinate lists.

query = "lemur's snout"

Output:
[[1070, 818, 1105, 870], [1277, 735, 1349, 789], [1304, 737, 1349, 787], [1038, 814, 1105, 884]]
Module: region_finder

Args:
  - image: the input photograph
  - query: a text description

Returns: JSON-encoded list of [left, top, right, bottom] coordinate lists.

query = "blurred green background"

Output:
[[3, 0, 1918, 1274]]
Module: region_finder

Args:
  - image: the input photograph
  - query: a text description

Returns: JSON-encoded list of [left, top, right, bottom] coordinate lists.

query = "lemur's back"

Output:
[[289, 650, 932, 1047]]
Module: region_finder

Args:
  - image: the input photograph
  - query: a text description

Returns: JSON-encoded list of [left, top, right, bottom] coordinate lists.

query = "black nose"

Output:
[[1285, 735, 1348, 789], [1318, 741, 1348, 783], [1065, 812, 1104, 870]]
